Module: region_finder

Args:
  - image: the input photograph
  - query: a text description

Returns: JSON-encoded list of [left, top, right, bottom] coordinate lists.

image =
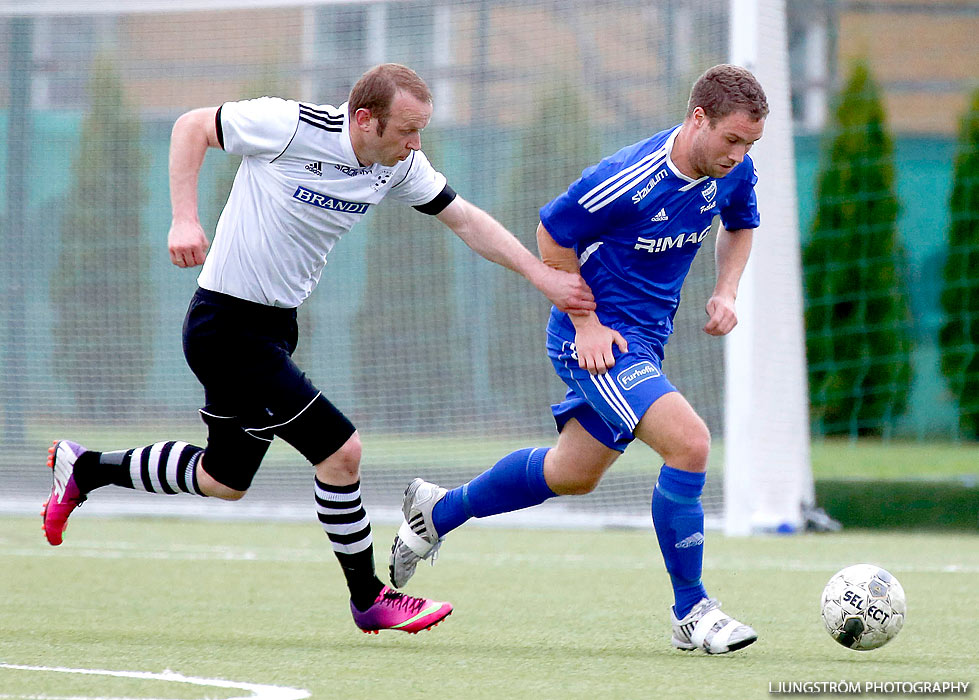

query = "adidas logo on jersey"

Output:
[[650, 208, 669, 222], [305, 161, 323, 176]]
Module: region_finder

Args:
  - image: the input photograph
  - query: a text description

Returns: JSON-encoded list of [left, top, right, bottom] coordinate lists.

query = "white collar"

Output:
[[664, 125, 709, 189]]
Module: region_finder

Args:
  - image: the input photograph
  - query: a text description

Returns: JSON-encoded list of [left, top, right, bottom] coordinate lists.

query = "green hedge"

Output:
[[816, 479, 979, 531]]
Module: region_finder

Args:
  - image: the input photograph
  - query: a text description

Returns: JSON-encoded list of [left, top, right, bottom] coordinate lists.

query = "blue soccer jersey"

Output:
[[540, 125, 759, 345]]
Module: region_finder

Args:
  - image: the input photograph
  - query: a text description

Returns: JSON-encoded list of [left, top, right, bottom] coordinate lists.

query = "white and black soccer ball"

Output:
[[820, 564, 906, 650]]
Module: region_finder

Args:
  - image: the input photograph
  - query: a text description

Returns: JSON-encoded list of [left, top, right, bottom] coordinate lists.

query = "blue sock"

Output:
[[432, 447, 555, 535], [651, 465, 708, 619]]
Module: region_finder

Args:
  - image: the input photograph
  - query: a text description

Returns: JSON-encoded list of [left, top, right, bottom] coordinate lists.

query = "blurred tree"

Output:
[[938, 88, 979, 439], [489, 76, 601, 430], [802, 61, 913, 437], [51, 55, 150, 416]]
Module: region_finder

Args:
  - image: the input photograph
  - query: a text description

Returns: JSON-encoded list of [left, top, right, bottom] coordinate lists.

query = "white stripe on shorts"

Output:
[[590, 370, 639, 430], [560, 346, 639, 435]]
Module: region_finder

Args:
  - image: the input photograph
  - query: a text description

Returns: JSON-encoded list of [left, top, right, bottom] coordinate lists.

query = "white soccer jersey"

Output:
[[198, 96, 448, 307]]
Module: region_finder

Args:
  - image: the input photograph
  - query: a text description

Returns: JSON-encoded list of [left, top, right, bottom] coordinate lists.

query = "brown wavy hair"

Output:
[[686, 64, 769, 123]]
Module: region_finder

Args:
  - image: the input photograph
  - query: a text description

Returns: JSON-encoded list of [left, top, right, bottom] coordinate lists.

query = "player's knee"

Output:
[[678, 426, 711, 471], [316, 431, 362, 483], [197, 460, 249, 500], [556, 473, 603, 496], [212, 486, 248, 501], [546, 462, 603, 495], [334, 432, 362, 473], [544, 441, 616, 495]]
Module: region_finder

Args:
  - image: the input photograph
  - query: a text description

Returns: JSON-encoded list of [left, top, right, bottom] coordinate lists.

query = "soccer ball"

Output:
[[820, 564, 906, 650]]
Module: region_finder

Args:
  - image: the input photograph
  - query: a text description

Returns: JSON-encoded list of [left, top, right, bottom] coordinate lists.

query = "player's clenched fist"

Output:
[[168, 220, 210, 268], [703, 294, 738, 336]]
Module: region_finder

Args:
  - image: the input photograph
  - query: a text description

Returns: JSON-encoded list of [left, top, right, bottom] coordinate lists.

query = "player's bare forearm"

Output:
[[169, 107, 221, 225], [536, 222, 595, 316], [437, 198, 594, 313], [168, 107, 220, 267], [713, 226, 753, 300], [536, 222, 579, 275], [704, 226, 754, 335], [438, 196, 543, 272]]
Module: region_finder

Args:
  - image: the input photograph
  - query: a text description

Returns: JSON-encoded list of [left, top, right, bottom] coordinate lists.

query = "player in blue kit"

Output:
[[390, 64, 768, 653]]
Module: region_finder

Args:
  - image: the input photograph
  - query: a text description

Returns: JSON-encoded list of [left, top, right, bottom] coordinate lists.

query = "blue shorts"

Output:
[[546, 326, 677, 451]]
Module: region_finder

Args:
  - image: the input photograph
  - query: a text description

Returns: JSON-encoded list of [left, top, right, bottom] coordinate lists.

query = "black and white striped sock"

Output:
[[73, 441, 206, 496], [314, 478, 383, 610]]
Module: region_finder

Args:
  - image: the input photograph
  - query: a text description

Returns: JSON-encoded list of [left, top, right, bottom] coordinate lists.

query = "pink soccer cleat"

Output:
[[41, 440, 88, 546], [351, 585, 452, 634]]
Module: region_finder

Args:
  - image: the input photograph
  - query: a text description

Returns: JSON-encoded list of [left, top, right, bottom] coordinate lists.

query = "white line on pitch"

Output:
[[0, 664, 309, 700], [0, 541, 977, 574]]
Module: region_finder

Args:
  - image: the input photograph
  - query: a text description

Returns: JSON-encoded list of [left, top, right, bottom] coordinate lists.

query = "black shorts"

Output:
[[182, 287, 355, 491]]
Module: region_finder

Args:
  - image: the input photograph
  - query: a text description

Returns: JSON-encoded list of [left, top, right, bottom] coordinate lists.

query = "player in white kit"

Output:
[[42, 63, 594, 634]]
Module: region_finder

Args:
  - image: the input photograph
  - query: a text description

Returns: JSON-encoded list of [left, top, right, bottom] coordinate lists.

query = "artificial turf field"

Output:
[[1, 516, 976, 700]]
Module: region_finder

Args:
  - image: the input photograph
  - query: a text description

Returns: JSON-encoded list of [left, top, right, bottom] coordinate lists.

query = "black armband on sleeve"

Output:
[[215, 105, 225, 150], [413, 185, 457, 216]]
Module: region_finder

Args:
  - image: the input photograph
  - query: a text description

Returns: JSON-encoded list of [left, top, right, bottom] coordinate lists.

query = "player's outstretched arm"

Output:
[[168, 107, 221, 268], [436, 196, 594, 314], [704, 226, 754, 336]]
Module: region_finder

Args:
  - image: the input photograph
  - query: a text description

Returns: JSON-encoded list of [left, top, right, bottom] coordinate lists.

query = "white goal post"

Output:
[[725, 0, 815, 535]]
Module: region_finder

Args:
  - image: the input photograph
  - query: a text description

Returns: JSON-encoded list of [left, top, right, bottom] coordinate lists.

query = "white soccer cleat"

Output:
[[671, 597, 758, 654], [389, 478, 447, 588]]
